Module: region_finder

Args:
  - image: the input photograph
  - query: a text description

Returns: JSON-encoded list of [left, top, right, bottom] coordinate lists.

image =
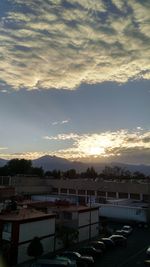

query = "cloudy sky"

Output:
[[0, 0, 150, 164]]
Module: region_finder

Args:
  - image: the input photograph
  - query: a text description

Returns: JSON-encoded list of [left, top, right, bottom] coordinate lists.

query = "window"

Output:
[[107, 192, 116, 198], [78, 190, 85, 195], [69, 189, 76, 194], [3, 223, 12, 233], [118, 192, 128, 199], [87, 190, 95, 196], [60, 188, 67, 194]]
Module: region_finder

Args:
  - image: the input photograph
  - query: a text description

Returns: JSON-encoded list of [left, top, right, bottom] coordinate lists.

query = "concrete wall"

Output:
[[18, 218, 55, 264], [99, 204, 148, 222]]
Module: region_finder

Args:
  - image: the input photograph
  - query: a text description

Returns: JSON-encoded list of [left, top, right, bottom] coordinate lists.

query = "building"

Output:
[[1, 176, 150, 203], [0, 186, 15, 201], [0, 208, 56, 265], [49, 178, 150, 203], [28, 201, 99, 247]]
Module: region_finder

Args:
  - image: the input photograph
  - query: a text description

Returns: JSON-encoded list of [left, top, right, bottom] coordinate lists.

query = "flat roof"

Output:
[[0, 208, 55, 222], [28, 201, 99, 213]]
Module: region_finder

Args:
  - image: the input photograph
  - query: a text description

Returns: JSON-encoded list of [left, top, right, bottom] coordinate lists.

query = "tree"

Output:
[[63, 169, 77, 179], [27, 237, 43, 260], [56, 226, 78, 249], [7, 159, 32, 175]]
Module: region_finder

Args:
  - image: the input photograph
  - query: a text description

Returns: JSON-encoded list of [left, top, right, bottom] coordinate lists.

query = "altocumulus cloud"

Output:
[[0, 0, 150, 90]]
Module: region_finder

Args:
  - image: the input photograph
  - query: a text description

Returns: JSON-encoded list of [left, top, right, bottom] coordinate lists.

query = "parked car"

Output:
[[31, 258, 77, 267], [77, 246, 102, 259], [109, 235, 127, 246], [57, 251, 94, 266], [115, 229, 128, 237], [122, 225, 133, 235], [144, 259, 150, 266], [100, 238, 115, 249], [89, 241, 106, 252], [146, 246, 150, 256]]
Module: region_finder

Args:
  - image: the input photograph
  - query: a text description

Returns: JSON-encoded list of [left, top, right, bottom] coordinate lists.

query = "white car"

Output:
[[146, 246, 150, 256], [122, 225, 133, 235]]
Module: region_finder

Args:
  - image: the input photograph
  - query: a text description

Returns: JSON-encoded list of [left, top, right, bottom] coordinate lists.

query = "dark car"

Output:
[[77, 246, 102, 259], [100, 238, 115, 249], [89, 241, 106, 252], [58, 251, 94, 267], [109, 235, 127, 246]]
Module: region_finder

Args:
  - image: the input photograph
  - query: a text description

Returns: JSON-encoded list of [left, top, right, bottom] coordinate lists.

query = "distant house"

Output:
[[0, 208, 56, 265]]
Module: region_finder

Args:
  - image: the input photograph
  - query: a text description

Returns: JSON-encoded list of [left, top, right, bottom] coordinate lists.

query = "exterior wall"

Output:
[[99, 204, 148, 222], [91, 223, 99, 238], [78, 226, 89, 242], [15, 186, 52, 195], [0, 186, 15, 199], [17, 218, 55, 264], [78, 212, 89, 227], [78, 208, 99, 241], [18, 236, 54, 264], [91, 209, 99, 223], [19, 218, 55, 242]]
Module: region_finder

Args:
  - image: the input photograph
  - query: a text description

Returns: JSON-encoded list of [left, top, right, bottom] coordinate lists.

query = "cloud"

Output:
[[51, 120, 69, 125], [0, 0, 149, 90], [43, 129, 150, 163], [1, 129, 150, 164]]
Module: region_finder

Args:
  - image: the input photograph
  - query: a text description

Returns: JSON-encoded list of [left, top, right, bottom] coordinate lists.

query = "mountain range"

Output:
[[0, 155, 150, 175]]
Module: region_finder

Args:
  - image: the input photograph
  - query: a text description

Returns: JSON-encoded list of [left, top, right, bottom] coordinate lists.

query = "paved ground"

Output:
[[94, 226, 150, 267], [16, 224, 150, 267]]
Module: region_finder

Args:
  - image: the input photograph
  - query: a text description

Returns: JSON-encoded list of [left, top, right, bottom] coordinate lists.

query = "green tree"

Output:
[[27, 237, 43, 260]]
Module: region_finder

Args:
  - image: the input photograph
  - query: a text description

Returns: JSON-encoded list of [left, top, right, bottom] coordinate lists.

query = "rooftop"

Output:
[[0, 207, 55, 221]]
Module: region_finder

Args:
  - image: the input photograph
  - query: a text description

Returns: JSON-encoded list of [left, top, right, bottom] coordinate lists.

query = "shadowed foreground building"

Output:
[[0, 208, 55, 265]]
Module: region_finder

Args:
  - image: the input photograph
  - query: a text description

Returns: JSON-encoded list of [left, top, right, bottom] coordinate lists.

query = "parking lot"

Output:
[[17, 224, 150, 267], [94, 225, 150, 267]]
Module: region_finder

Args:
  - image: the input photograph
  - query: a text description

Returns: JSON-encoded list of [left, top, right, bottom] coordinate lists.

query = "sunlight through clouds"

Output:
[[0, 0, 149, 90], [43, 129, 150, 160]]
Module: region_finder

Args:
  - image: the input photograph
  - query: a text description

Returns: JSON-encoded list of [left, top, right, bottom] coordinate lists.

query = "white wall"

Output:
[[79, 226, 89, 242], [17, 218, 55, 264], [91, 209, 99, 223], [78, 209, 99, 241], [91, 223, 99, 238], [99, 204, 147, 222], [78, 212, 89, 227], [19, 218, 55, 242]]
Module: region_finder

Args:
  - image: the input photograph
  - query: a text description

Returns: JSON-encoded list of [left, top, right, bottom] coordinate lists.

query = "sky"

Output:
[[0, 0, 150, 164]]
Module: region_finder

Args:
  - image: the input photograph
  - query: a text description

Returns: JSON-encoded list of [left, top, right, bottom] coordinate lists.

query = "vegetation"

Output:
[[0, 158, 44, 176], [0, 159, 149, 181], [27, 237, 43, 260], [56, 226, 79, 248]]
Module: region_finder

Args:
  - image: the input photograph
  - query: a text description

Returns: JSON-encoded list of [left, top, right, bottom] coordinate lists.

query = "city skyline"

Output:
[[0, 0, 150, 164]]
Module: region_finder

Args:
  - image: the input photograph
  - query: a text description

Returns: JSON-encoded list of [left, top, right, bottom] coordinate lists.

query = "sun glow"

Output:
[[85, 146, 105, 156]]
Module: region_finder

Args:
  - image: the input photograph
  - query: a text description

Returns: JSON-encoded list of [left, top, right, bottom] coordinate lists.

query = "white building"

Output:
[[0, 208, 56, 265]]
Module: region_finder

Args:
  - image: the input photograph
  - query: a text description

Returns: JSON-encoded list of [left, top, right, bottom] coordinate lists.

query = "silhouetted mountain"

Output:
[[32, 155, 150, 175], [32, 155, 86, 172], [0, 156, 150, 175], [0, 158, 8, 167]]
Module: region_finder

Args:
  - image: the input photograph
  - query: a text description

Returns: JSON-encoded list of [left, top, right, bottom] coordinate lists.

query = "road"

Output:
[[94, 227, 150, 267]]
